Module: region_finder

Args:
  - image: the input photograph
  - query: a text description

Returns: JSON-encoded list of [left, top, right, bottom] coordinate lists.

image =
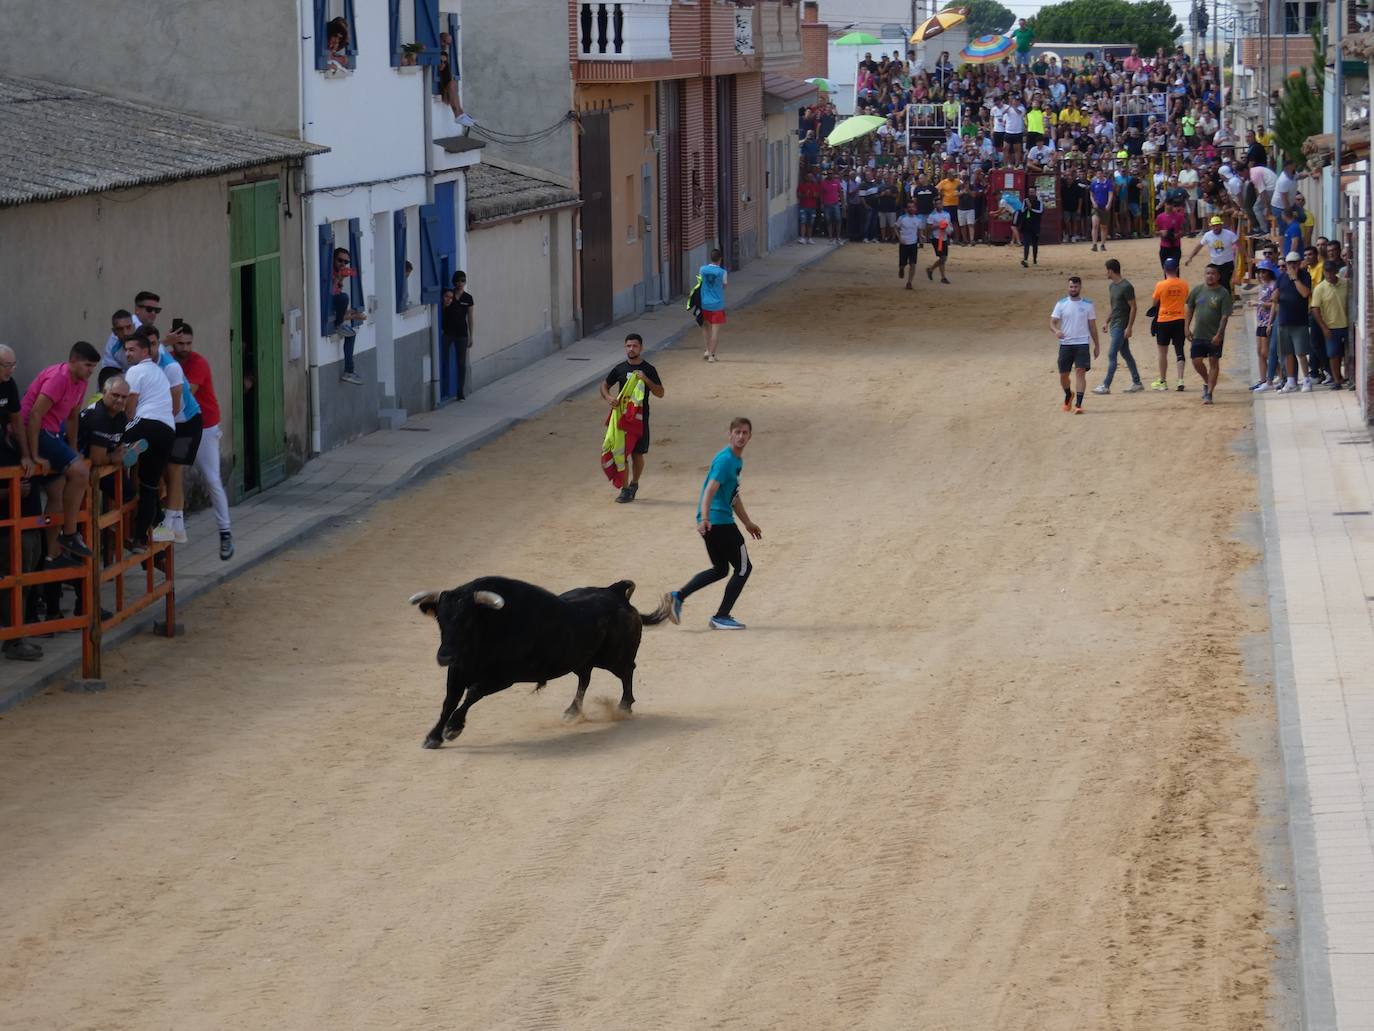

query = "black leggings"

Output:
[[679, 523, 752, 619], [122, 419, 176, 542]]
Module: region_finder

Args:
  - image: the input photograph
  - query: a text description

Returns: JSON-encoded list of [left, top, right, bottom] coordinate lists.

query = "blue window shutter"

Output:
[[347, 217, 365, 309], [313, 0, 329, 70], [414, 0, 441, 65], [318, 223, 335, 332], [447, 14, 460, 79], [388, 0, 402, 67], [343, 0, 359, 67], [418, 203, 441, 304], [394, 210, 408, 312]]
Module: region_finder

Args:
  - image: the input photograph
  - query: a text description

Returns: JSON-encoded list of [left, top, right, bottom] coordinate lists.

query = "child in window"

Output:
[[326, 17, 351, 75]]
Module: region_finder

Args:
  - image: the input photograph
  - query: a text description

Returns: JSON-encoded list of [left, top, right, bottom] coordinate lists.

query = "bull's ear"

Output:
[[408, 590, 444, 619]]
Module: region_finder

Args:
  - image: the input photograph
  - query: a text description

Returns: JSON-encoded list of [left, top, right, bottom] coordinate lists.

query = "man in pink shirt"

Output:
[[1155, 197, 1188, 272], [820, 171, 843, 241], [21, 341, 101, 562]]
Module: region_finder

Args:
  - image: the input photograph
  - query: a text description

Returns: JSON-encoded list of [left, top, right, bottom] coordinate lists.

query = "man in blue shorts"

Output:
[[665, 417, 762, 630], [1050, 276, 1100, 414]]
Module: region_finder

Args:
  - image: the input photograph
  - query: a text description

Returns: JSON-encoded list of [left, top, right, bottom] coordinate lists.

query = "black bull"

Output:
[[409, 576, 671, 748]]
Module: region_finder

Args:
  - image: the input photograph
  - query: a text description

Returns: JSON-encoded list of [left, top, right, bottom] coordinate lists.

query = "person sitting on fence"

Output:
[[21, 341, 102, 567], [120, 329, 177, 552], [0, 344, 44, 661]]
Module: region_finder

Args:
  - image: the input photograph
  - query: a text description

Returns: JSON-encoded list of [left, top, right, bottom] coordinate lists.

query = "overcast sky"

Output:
[[817, 0, 1201, 37]]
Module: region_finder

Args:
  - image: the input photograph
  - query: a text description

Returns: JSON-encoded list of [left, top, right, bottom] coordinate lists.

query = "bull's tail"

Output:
[[638, 593, 673, 627]]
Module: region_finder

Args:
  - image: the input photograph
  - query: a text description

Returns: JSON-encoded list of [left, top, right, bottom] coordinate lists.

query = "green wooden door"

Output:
[[228, 180, 285, 496]]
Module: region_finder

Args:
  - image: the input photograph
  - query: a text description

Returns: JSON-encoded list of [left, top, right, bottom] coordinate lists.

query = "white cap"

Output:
[[1285, 251, 1303, 262]]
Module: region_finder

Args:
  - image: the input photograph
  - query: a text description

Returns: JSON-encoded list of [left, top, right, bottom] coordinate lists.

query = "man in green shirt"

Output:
[[1185, 264, 1234, 404], [1012, 19, 1035, 66]]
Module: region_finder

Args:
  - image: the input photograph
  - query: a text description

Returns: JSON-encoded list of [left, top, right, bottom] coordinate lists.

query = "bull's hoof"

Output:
[[422, 737, 442, 749], [443, 724, 464, 741], [618, 701, 634, 713], [562, 705, 581, 723]]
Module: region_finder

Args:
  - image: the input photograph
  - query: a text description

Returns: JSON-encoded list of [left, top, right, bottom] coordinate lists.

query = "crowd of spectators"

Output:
[[794, 41, 1308, 264], [1, 291, 233, 662]]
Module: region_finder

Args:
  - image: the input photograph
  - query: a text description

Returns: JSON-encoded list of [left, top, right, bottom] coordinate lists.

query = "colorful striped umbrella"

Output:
[[910, 7, 967, 43], [959, 33, 1015, 63]]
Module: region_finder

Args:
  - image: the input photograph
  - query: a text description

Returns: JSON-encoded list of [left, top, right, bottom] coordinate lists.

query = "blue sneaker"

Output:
[[709, 615, 746, 630], [666, 591, 683, 625]]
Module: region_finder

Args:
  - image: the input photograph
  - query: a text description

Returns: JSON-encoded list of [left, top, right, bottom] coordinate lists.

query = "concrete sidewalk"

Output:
[[0, 239, 842, 711], [1253, 375, 1374, 1030]]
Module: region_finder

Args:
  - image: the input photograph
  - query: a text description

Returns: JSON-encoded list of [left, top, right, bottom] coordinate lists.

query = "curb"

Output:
[[0, 243, 839, 714]]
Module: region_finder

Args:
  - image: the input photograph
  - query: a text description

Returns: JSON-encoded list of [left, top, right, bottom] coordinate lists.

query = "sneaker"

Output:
[[122, 438, 149, 468], [124, 539, 148, 555], [173, 524, 188, 544], [1092, 384, 1110, 395], [340, 371, 364, 385], [1125, 382, 1144, 393], [1091, 244, 1099, 252], [1073, 405, 1084, 414], [1021, 259, 1028, 268], [59, 533, 92, 559], [1176, 382, 1185, 392], [709, 615, 746, 630], [665, 591, 683, 625], [1318, 370, 1332, 385], [1254, 381, 1271, 393], [615, 486, 634, 504], [1249, 381, 1265, 391], [1280, 380, 1298, 393], [151, 523, 177, 543], [3, 639, 42, 662], [1062, 401, 1072, 412], [1300, 378, 1313, 392], [1272, 375, 1285, 387], [1202, 390, 1213, 404], [1151, 379, 1168, 391], [219, 533, 235, 561], [703, 351, 710, 361], [940, 278, 950, 285], [707, 354, 717, 363], [1329, 381, 1344, 390]]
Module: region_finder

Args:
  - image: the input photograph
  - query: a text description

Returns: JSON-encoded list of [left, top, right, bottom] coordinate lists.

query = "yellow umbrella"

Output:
[[826, 115, 887, 147], [910, 7, 968, 42]]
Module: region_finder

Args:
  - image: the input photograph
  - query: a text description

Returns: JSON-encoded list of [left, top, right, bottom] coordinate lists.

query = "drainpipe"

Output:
[[299, 3, 323, 457], [424, 62, 440, 410], [1333, 0, 1344, 239]]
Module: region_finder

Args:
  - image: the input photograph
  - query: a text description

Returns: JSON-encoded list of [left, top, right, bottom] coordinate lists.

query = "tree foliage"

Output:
[[1028, 0, 1182, 55], [945, 0, 1015, 38], [1273, 22, 1324, 167]]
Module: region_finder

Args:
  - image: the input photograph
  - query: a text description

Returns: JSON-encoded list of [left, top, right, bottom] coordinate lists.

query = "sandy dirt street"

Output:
[[1, 238, 1280, 1030]]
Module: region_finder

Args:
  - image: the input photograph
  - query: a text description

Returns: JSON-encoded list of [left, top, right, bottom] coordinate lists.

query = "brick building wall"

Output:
[[800, 22, 829, 79]]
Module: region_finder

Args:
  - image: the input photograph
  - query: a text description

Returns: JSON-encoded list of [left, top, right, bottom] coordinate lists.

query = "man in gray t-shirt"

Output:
[[1096, 258, 1142, 394]]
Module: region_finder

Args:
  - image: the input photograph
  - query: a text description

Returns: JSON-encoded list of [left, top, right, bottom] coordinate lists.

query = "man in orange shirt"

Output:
[[1150, 257, 1190, 391], [936, 169, 961, 233]]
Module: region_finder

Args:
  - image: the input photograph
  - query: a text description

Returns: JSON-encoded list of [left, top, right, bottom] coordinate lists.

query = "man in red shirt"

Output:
[[1155, 196, 1187, 271], [819, 171, 843, 242], [169, 325, 233, 560], [797, 172, 821, 245], [21, 341, 101, 563]]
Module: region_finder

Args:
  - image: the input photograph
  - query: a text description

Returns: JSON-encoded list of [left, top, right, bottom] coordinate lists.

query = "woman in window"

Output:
[[436, 34, 475, 128], [325, 17, 351, 75]]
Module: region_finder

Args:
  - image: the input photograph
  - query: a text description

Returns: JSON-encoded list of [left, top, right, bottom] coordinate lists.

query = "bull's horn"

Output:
[[473, 590, 505, 610], [408, 589, 443, 606]]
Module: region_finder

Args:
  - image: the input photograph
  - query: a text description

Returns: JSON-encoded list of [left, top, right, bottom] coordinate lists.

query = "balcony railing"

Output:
[[577, 1, 672, 61], [734, 8, 754, 54]]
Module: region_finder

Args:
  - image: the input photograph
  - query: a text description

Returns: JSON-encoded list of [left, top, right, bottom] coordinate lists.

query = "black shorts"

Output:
[[1191, 338, 1224, 360], [1026, 131, 1043, 146], [1256, 325, 1270, 339], [1209, 261, 1235, 289], [992, 131, 1005, 148], [1158, 246, 1182, 269], [633, 423, 650, 456], [169, 412, 204, 466], [898, 242, 920, 267], [932, 237, 949, 258], [1057, 343, 1092, 373], [1156, 319, 1186, 358]]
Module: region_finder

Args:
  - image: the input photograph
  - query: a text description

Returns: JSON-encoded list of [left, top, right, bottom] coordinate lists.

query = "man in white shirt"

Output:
[[991, 101, 1008, 155], [1249, 162, 1278, 235], [1177, 160, 1200, 231], [896, 200, 923, 289], [1026, 142, 1053, 172], [1272, 160, 1298, 225], [120, 327, 177, 551], [1003, 101, 1027, 164], [1050, 275, 1100, 414], [1185, 215, 1240, 290]]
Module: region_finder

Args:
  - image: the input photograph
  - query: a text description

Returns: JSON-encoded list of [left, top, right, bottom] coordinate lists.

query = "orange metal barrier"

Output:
[[1, 460, 175, 682]]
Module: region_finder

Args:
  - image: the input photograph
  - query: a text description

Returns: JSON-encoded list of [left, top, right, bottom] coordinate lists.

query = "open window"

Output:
[[394, 208, 423, 312], [313, 0, 358, 74], [319, 219, 366, 336]]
